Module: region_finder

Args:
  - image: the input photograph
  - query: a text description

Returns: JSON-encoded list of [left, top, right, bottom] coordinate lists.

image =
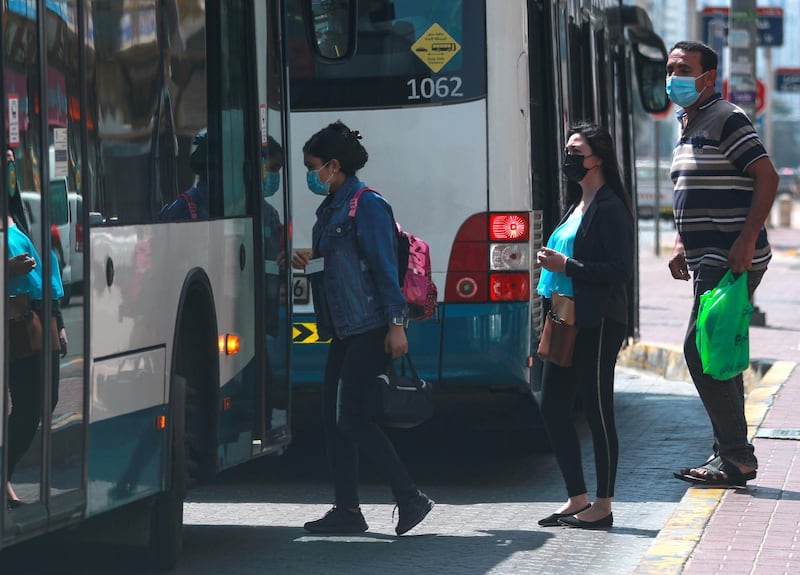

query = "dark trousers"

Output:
[[683, 265, 765, 469], [322, 327, 415, 509], [539, 318, 627, 498], [8, 352, 44, 479], [7, 306, 60, 480]]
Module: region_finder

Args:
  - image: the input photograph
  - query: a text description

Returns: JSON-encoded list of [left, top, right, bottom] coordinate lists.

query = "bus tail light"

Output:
[[490, 213, 529, 241], [490, 243, 528, 270], [447, 212, 531, 303], [75, 223, 83, 252], [446, 214, 488, 302], [489, 272, 530, 301]]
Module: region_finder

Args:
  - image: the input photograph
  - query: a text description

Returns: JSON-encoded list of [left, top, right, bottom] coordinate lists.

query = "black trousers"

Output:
[[539, 318, 627, 499], [7, 307, 60, 480], [322, 326, 415, 509], [8, 352, 43, 479]]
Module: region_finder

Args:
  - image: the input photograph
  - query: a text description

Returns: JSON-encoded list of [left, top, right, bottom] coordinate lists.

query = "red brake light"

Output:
[[490, 213, 529, 241], [75, 223, 83, 252], [446, 214, 489, 302], [489, 272, 530, 302]]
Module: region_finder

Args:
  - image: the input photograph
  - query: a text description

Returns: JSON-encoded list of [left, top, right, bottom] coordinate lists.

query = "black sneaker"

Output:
[[395, 490, 434, 536], [303, 506, 369, 534]]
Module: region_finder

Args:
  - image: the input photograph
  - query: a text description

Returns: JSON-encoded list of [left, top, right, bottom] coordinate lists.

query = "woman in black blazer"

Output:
[[535, 122, 634, 529]]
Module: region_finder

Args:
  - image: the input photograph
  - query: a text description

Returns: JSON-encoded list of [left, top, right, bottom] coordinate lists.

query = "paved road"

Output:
[[3, 367, 709, 575]]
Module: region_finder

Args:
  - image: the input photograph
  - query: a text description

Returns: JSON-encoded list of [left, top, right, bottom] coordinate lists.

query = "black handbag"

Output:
[[376, 353, 434, 429]]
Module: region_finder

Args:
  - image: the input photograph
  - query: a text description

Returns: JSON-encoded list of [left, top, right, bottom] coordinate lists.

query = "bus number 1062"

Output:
[[407, 77, 464, 100]]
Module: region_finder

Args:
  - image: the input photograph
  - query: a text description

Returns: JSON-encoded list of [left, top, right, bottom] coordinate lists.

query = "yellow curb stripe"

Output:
[[746, 361, 794, 436], [636, 489, 722, 575], [634, 360, 797, 574]]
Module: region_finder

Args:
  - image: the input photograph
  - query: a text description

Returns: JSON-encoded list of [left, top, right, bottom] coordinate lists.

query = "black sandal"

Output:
[[674, 456, 756, 487], [674, 453, 718, 478]]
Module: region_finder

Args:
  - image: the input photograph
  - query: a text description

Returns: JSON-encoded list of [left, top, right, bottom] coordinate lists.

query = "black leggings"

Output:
[[7, 308, 60, 480], [322, 327, 415, 509], [8, 352, 43, 479], [539, 318, 627, 499]]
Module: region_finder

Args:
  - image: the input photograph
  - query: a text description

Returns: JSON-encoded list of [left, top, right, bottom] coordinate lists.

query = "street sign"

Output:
[[701, 7, 783, 48], [723, 78, 765, 115], [775, 68, 800, 93]]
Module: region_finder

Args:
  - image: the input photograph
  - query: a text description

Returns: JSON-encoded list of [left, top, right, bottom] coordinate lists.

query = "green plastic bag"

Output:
[[696, 269, 753, 380]]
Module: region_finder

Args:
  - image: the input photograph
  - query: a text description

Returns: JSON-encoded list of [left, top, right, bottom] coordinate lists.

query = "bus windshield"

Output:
[[288, 0, 486, 109]]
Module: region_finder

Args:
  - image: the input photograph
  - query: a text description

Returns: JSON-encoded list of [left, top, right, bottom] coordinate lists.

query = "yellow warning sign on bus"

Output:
[[292, 323, 331, 344], [411, 23, 461, 73]]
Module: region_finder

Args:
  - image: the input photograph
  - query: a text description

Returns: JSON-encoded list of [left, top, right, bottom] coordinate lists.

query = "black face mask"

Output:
[[561, 154, 589, 182]]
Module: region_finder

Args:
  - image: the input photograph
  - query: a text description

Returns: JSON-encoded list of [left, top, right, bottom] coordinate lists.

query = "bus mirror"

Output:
[[304, 0, 357, 62], [631, 33, 670, 115]]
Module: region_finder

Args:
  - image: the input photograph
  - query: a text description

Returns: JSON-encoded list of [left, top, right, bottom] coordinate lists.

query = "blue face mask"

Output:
[[306, 162, 332, 196], [666, 71, 707, 108], [263, 170, 280, 198]]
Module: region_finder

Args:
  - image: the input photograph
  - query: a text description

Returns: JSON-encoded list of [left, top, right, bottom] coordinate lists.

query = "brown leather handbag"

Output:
[[8, 294, 59, 360], [9, 293, 43, 360], [537, 293, 578, 367]]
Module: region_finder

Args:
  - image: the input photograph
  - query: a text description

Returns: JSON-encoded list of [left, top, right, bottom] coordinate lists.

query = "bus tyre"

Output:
[[147, 375, 187, 571]]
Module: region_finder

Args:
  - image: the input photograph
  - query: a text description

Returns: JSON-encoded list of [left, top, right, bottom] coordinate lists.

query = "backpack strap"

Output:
[[180, 191, 198, 220], [348, 187, 381, 217]]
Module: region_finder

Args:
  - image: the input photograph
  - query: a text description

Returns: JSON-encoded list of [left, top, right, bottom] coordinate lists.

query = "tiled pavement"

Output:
[[622, 210, 800, 575]]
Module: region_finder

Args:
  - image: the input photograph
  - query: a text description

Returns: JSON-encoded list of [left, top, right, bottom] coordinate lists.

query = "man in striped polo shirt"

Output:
[[666, 41, 779, 487]]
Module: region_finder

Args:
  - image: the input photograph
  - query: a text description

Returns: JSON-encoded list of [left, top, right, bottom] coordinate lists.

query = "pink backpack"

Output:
[[349, 188, 437, 321]]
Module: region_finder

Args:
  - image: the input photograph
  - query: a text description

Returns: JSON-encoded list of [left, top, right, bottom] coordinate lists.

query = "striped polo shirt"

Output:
[[671, 93, 771, 271]]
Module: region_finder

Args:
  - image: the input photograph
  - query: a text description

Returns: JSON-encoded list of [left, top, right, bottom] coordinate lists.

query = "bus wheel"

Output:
[[147, 375, 187, 571]]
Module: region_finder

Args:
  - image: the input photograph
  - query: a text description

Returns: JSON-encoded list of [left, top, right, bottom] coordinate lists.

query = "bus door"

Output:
[[208, 1, 292, 455], [252, 0, 292, 448], [3, 0, 87, 536]]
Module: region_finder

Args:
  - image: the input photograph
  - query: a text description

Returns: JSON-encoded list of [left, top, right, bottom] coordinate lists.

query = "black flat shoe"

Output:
[[537, 503, 591, 527], [558, 512, 613, 529]]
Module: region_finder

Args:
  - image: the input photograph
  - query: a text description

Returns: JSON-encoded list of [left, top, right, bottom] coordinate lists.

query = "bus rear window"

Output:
[[288, 0, 486, 110]]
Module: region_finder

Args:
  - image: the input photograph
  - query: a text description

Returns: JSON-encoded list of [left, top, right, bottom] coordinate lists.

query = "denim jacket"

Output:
[[310, 176, 408, 340]]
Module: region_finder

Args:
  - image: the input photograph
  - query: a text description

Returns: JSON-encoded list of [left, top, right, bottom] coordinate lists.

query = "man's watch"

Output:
[[391, 316, 408, 328]]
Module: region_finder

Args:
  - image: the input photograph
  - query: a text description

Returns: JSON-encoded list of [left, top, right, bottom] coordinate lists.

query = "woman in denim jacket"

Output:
[[293, 121, 433, 536]]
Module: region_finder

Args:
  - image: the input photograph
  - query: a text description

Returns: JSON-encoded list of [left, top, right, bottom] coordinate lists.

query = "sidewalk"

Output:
[[620, 205, 800, 574]]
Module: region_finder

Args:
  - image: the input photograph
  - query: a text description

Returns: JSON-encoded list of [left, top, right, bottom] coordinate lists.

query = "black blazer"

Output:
[[561, 184, 634, 328]]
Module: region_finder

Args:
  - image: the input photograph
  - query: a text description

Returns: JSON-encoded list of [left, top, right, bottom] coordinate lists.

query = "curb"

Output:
[[618, 341, 689, 382], [632, 357, 797, 574]]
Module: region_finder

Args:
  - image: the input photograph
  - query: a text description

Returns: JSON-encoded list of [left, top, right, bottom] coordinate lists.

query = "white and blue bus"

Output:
[[1, 0, 321, 568], [287, 0, 668, 430]]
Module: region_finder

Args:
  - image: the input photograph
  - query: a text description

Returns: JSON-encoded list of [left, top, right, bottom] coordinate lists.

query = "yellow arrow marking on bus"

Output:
[[292, 323, 331, 344]]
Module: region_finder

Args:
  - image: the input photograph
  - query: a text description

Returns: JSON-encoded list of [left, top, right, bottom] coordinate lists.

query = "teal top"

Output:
[[536, 209, 581, 298], [7, 223, 64, 300]]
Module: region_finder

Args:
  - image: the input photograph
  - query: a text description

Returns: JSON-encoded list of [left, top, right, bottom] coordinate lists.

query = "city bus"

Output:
[[287, 0, 669, 435], [1, 0, 312, 568]]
